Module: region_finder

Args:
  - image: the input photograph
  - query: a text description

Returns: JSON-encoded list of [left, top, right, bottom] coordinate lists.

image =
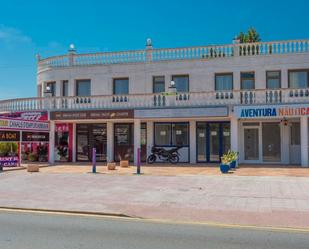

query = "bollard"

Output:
[[92, 148, 96, 173], [137, 147, 141, 175]]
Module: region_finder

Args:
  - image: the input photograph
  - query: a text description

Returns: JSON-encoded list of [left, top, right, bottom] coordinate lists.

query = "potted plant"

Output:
[[220, 153, 230, 173], [229, 151, 239, 169], [57, 146, 68, 161]]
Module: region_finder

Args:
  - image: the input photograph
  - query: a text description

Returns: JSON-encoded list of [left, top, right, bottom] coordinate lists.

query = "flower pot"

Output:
[[107, 162, 116, 170], [230, 160, 236, 169], [220, 164, 230, 173], [120, 160, 129, 168]]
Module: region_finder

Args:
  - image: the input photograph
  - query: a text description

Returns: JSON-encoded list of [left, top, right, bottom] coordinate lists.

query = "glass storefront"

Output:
[[114, 123, 134, 161], [262, 123, 281, 162], [196, 122, 230, 163], [244, 128, 259, 160], [76, 124, 107, 161]]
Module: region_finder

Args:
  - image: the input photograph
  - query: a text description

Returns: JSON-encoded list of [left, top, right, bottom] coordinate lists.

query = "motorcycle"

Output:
[[147, 146, 182, 164]]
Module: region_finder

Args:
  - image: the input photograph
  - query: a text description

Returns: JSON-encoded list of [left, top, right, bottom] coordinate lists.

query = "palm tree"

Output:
[[236, 27, 261, 43]]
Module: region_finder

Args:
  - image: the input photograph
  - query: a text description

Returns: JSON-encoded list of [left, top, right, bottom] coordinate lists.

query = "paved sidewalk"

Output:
[[1, 170, 309, 228]]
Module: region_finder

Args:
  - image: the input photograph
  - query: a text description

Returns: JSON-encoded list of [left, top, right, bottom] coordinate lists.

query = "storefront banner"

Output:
[[0, 111, 48, 121], [0, 156, 18, 167], [0, 131, 20, 142], [134, 107, 228, 119], [0, 118, 49, 131], [50, 110, 134, 120], [234, 104, 309, 119]]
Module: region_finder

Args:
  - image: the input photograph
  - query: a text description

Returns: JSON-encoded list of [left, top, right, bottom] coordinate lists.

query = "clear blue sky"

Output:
[[0, 0, 308, 100]]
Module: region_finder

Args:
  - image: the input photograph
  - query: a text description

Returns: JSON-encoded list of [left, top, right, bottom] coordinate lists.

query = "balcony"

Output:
[[0, 88, 308, 113], [37, 39, 309, 73]]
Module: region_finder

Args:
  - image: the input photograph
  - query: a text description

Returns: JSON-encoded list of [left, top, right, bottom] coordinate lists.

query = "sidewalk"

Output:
[[1, 169, 309, 228]]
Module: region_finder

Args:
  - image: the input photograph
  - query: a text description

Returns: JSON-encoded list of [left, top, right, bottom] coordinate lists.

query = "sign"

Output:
[[0, 131, 20, 142], [0, 111, 48, 121], [56, 123, 69, 132], [22, 132, 49, 142], [0, 118, 49, 131], [0, 156, 18, 167], [234, 104, 309, 119], [135, 107, 228, 119], [50, 110, 134, 120]]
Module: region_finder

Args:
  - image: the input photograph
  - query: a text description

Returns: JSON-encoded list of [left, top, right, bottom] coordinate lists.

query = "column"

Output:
[[230, 116, 239, 164], [146, 121, 154, 158], [49, 121, 55, 164], [300, 116, 308, 167], [134, 119, 141, 165], [56, 80, 61, 96], [72, 123, 77, 162], [189, 120, 196, 164], [106, 122, 114, 162], [281, 69, 288, 88]]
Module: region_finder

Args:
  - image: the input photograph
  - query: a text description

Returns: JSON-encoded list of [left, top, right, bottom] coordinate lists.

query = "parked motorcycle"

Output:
[[147, 146, 182, 164]]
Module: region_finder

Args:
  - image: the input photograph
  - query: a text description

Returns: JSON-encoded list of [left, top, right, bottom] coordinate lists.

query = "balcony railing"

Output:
[[0, 88, 308, 113], [37, 39, 309, 72]]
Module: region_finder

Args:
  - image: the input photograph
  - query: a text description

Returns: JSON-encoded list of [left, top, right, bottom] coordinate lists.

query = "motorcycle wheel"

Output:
[[169, 154, 179, 164], [147, 154, 156, 164]]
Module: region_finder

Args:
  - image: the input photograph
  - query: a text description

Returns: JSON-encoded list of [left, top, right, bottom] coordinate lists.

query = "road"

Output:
[[0, 211, 308, 249]]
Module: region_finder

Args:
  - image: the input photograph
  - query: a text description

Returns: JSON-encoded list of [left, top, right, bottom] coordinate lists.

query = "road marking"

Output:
[[0, 207, 309, 234]]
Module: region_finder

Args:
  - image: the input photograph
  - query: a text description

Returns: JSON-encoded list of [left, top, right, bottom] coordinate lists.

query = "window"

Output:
[[113, 78, 129, 95], [153, 76, 165, 93], [46, 81, 56, 96], [289, 70, 309, 88], [154, 122, 189, 147], [215, 73, 233, 91], [266, 71, 281, 89], [76, 80, 91, 96], [62, 80, 69, 96], [290, 123, 300, 145], [241, 72, 255, 90], [172, 75, 189, 92]]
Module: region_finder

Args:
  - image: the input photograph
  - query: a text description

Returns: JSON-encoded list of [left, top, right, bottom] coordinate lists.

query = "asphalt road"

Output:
[[0, 211, 308, 249]]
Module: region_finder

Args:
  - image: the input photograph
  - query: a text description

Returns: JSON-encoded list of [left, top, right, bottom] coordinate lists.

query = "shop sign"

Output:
[[0, 118, 49, 131], [22, 132, 49, 142], [234, 104, 309, 119], [0, 111, 48, 121], [0, 131, 20, 142], [56, 123, 69, 132], [50, 110, 134, 120], [135, 107, 228, 119], [0, 156, 18, 167]]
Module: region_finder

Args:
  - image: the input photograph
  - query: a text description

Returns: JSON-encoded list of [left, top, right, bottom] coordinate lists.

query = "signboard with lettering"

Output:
[[234, 104, 309, 119], [0, 111, 48, 121], [22, 132, 49, 142], [0, 118, 49, 131], [0, 156, 18, 167], [50, 110, 134, 120], [0, 131, 20, 142]]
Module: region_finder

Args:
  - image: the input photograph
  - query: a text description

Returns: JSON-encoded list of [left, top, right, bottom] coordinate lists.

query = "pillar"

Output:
[[56, 80, 61, 97], [230, 116, 239, 164], [49, 121, 55, 164], [107, 122, 114, 162], [72, 123, 77, 162], [134, 119, 141, 165], [300, 116, 308, 167], [146, 121, 154, 158], [189, 120, 196, 164]]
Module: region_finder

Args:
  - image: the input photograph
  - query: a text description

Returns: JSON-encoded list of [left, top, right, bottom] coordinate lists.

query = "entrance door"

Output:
[[262, 123, 281, 162], [196, 122, 230, 163], [244, 128, 259, 161], [114, 123, 134, 162], [290, 122, 301, 164], [76, 124, 107, 162], [141, 123, 147, 162]]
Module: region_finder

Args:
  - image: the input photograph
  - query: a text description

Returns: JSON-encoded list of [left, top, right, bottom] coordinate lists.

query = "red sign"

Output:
[[56, 123, 69, 132], [0, 111, 48, 121]]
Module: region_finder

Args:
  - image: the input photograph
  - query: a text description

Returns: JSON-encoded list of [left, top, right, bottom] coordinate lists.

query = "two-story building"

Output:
[[1, 39, 309, 167]]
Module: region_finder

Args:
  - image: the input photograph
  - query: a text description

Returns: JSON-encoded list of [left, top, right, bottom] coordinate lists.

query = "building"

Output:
[[0, 39, 309, 166]]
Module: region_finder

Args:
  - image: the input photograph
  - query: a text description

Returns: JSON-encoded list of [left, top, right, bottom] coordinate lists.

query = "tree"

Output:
[[236, 27, 261, 43]]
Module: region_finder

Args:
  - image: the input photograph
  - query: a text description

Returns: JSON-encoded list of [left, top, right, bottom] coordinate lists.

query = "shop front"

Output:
[[234, 104, 309, 166]]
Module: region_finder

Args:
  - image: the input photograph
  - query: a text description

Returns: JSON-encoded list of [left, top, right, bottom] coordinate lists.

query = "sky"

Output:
[[0, 0, 309, 100]]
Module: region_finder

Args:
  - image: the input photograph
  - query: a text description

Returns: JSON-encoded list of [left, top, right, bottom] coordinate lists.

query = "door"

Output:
[[244, 128, 259, 161], [141, 123, 147, 162], [196, 122, 230, 163], [290, 122, 301, 164], [77, 124, 90, 161], [114, 123, 134, 162], [91, 124, 107, 161], [262, 122, 281, 162]]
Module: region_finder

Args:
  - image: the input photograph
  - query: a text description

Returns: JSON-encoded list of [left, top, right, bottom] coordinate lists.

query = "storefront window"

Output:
[[154, 123, 189, 147], [262, 122, 281, 162], [290, 122, 300, 145]]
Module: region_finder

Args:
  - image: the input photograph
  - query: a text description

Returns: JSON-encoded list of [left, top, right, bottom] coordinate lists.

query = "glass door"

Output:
[[91, 124, 107, 162], [197, 123, 207, 162], [77, 124, 90, 161], [114, 123, 134, 162], [262, 123, 281, 162], [244, 128, 259, 160], [209, 123, 220, 162]]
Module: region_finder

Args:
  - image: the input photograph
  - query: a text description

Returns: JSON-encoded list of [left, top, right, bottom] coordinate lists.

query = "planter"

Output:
[[220, 163, 230, 173], [27, 164, 39, 172], [230, 160, 236, 169], [120, 160, 129, 168], [107, 162, 116, 170]]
